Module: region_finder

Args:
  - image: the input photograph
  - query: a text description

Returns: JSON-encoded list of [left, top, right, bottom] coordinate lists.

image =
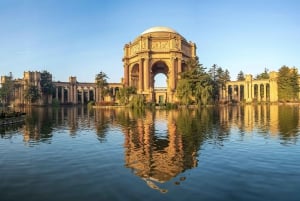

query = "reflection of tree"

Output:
[[23, 107, 53, 144], [94, 109, 117, 142], [278, 105, 299, 144]]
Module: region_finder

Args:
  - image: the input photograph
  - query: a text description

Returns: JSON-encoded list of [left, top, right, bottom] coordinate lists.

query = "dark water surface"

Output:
[[0, 105, 299, 201]]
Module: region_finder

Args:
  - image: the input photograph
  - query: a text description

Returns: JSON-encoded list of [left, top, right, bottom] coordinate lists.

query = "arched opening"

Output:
[[151, 61, 169, 87], [154, 73, 167, 88], [151, 61, 169, 104], [131, 64, 139, 89]]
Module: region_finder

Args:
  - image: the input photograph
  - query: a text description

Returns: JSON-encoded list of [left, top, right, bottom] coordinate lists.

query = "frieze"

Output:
[[130, 43, 140, 56], [150, 40, 170, 50]]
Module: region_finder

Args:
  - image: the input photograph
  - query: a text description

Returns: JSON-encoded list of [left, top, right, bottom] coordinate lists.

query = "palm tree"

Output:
[[95, 71, 109, 102]]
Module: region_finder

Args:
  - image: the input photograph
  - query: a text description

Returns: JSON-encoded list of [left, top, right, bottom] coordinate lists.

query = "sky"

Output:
[[0, 0, 299, 85]]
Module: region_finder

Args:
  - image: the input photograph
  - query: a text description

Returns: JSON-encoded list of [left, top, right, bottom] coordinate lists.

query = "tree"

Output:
[[176, 79, 192, 106], [0, 73, 13, 106], [40, 70, 54, 95], [95, 71, 109, 102], [237, 70, 245, 81], [255, 68, 269, 80], [116, 86, 136, 105], [176, 58, 213, 106], [210, 66, 231, 102], [208, 64, 218, 82], [40, 70, 55, 104], [24, 85, 40, 104], [277, 65, 299, 101]]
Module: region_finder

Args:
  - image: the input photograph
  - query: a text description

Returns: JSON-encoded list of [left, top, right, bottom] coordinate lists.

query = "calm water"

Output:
[[0, 105, 300, 201]]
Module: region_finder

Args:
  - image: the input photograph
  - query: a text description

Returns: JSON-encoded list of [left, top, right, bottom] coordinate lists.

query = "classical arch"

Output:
[[130, 64, 139, 89], [123, 26, 197, 103], [151, 61, 169, 88]]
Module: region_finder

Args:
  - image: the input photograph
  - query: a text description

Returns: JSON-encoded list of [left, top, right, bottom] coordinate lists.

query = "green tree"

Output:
[[277, 65, 299, 101], [237, 70, 245, 81], [176, 79, 192, 106], [176, 58, 213, 106], [0, 74, 13, 106], [40, 70, 55, 104], [24, 85, 40, 104], [95, 71, 109, 102], [40, 70, 54, 95], [116, 86, 136, 105], [255, 68, 269, 80]]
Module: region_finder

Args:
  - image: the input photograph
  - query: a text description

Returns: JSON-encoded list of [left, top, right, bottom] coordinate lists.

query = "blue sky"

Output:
[[0, 0, 299, 85]]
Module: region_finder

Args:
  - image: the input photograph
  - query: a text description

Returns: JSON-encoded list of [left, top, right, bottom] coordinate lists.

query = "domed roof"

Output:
[[141, 26, 178, 35]]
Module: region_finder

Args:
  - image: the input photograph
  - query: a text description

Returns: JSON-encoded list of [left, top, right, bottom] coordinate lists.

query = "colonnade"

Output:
[[219, 73, 278, 103], [53, 78, 122, 104]]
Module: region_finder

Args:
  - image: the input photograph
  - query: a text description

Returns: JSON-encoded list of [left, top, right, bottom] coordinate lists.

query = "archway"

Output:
[[152, 61, 169, 104], [131, 64, 139, 89]]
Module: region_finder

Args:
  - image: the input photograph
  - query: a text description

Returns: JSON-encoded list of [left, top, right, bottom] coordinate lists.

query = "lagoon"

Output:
[[0, 105, 299, 201]]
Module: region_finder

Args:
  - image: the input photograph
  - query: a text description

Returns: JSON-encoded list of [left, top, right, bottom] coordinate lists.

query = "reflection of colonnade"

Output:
[[219, 105, 279, 135], [220, 72, 278, 103], [53, 77, 122, 104]]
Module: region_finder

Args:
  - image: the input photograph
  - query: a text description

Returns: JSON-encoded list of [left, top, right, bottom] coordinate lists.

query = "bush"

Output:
[[52, 98, 60, 107], [166, 103, 178, 109], [129, 95, 145, 109], [95, 101, 115, 106]]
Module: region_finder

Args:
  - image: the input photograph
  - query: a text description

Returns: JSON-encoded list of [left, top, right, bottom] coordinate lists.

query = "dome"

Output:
[[141, 26, 178, 35]]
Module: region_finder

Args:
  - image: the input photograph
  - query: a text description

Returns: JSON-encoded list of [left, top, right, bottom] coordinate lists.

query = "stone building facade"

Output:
[[123, 26, 197, 103]]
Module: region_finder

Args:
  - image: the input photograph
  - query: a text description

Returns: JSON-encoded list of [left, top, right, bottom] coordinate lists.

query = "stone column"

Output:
[[124, 64, 129, 86], [258, 84, 261, 102], [143, 58, 149, 92], [139, 59, 143, 92], [264, 84, 267, 101], [81, 89, 84, 104], [61, 87, 64, 104], [55, 87, 58, 99], [87, 88, 90, 102], [251, 85, 255, 101], [73, 85, 77, 104], [177, 58, 182, 77], [67, 87, 71, 103], [238, 85, 241, 102], [170, 58, 176, 90]]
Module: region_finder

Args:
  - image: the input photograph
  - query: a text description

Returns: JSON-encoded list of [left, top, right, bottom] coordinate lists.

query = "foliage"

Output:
[[52, 98, 60, 107], [116, 86, 136, 105], [237, 70, 245, 81], [165, 103, 178, 109], [208, 66, 231, 102], [0, 74, 13, 105], [87, 101, 95, 109], [95, 71, 109, 101], [129, 94, 145, 109], [255, 68, 269, 80], [24, 85, 40, 103], [176, 79, 192, 106], [40, 70, 55, 95], [176, 58, 214, 106], [277, 66, 299, 101]]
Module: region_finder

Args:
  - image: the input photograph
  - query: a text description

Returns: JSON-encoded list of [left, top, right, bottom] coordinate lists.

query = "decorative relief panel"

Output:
[[151, 40, 170, 50], [130, 44, 140, 56]]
